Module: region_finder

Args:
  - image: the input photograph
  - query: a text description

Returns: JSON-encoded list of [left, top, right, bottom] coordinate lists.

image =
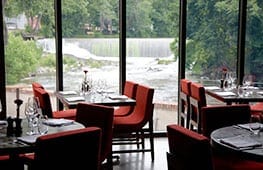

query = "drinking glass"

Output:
[[237, 85, 244, 97], [249, 115, 262, 136], [242, 75, 253, 87], [38, 114, 49, 135], [24, 97, 41, 135]]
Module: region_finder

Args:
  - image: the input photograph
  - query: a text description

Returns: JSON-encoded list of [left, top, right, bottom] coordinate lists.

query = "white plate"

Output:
[[65, 96, 85, 102], [42, 118, 74, 127], [214, 91, 236, 96], [109, 94, 128, 100], [59, 91, 77, 95], [205, 86, 221, 90]]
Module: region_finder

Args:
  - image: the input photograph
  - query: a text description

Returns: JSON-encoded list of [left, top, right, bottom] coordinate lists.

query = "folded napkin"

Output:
[[220, 135, 262, 150], [214, 91, 236, 96], [237, 123, 263, 131], [0, 120, 7, 126], [42, 118, 74, 127], [257, 91, 263, 95], [97, 89, 114, 94], [205, 86, 221, 90], [109, 94, 128, 100], [17, 134, 41, 144], [65, 96, 85, 102], [59, 91, 77, 95]]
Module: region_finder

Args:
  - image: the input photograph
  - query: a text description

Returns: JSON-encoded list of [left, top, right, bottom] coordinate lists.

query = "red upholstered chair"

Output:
[[22, 127, 102, 170], [113, 84, 155, 161], [189, 82, 207, 133], [166, 124, 214, 170], [250, 102, 263, 122], [114, 81, 138, 117], [167, 124, 263, 170], [32, 82, 44, 96], [201, 104, 251, 138], [75, 103, 114, 170], [34, 87, 76, 120], [0, 155, 23, 169], [179, 79, 191, 128]]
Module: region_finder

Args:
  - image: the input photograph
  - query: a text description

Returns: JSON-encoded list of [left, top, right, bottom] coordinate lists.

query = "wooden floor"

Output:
[[112, 137, 168, 170]]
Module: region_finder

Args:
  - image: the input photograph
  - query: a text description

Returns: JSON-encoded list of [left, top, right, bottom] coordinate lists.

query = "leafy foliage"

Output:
[[5, 33, 42, 84]]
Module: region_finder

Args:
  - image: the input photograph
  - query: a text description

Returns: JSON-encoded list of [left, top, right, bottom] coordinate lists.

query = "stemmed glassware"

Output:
[[80, 68, 92, 96], [242, 75, 254, 96], [249, 115, 262, 136], [24, 97, 41, 135]]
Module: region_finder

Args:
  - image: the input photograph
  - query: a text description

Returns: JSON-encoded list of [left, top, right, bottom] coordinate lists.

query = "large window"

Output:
[[185, 0, 239, 88], [4, 0, 56, 116], [245, 1, 263, 86], [2, 0, 261, 133], [61, 0, 120, 94], [126, 0, 179, 131]]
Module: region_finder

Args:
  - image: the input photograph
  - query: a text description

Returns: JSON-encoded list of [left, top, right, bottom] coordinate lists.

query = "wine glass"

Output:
[[249, 115, 262, 136], [242, 75, 254, 96], [24, 97, 40, 135], [37, 114, 49, 135], [237, 85, 244, 97], [242, 75, 253, 87]]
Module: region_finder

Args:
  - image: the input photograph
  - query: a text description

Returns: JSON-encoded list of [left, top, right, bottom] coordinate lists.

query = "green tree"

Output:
[[126, 0, 153, 37], [62, 0, 89, 37], [5, 0, 53, 36], [5, 34, 42, 84], [185, 0, 239, 78], [245, 0, 263, 80], [87, 0, 118, 34], [5, 0, 90, 38], [151, 0, 179, 37]]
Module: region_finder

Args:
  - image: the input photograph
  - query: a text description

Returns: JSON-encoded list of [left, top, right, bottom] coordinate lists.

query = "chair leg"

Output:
[[103, 153, 113, 170], [141, 131, 145, 151], [136, 132, 140, 149], [149, 120, 154, 161]]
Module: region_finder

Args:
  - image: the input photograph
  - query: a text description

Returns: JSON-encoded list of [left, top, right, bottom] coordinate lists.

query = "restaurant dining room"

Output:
[[0, 0, 263, 170]]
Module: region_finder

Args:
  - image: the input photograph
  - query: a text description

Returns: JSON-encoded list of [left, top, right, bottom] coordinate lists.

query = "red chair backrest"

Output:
[[75, 103, 114, 162], [131, 84, 154, 128], [34, 127, 102, 170], [201, 104, 251, 138], [114, 81, 138, 116], [167, 124, 213, 170], [32, 82, 44, 97], [181, 79, 191, 96], [123, 81, 138, 99], [190, 82, 207, 107], [34, 87, 53, 118]]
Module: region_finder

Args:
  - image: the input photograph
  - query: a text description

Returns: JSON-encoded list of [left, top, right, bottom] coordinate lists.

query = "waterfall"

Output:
[[37, 38, 175, 59]]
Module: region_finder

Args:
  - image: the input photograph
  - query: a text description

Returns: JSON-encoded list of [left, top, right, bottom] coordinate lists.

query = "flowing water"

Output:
[[31, 38, 178, 103]]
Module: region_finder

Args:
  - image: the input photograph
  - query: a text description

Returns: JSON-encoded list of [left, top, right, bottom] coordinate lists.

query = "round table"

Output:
[[211, 125, 263, 162]]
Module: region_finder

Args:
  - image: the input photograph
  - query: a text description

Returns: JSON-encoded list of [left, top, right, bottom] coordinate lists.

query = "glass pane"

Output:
[[245, 1, 263, 87], [62, 0, 120, 96], [4, 0, 55, 118], [126, 0, 180, 131], [186, 1, 239, 88]]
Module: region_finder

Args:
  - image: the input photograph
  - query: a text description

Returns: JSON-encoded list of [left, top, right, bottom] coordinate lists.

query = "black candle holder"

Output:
[[14, 118, 22, 137], [13, 98, 23, 136], [6, 117, 14, 137]]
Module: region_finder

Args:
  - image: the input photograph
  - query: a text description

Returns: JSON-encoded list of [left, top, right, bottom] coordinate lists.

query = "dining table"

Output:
[[55, 90, 136, 109], [0, 118, 84, 167], [210, 123, 263, 162], [204, 86, 263, 105]]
